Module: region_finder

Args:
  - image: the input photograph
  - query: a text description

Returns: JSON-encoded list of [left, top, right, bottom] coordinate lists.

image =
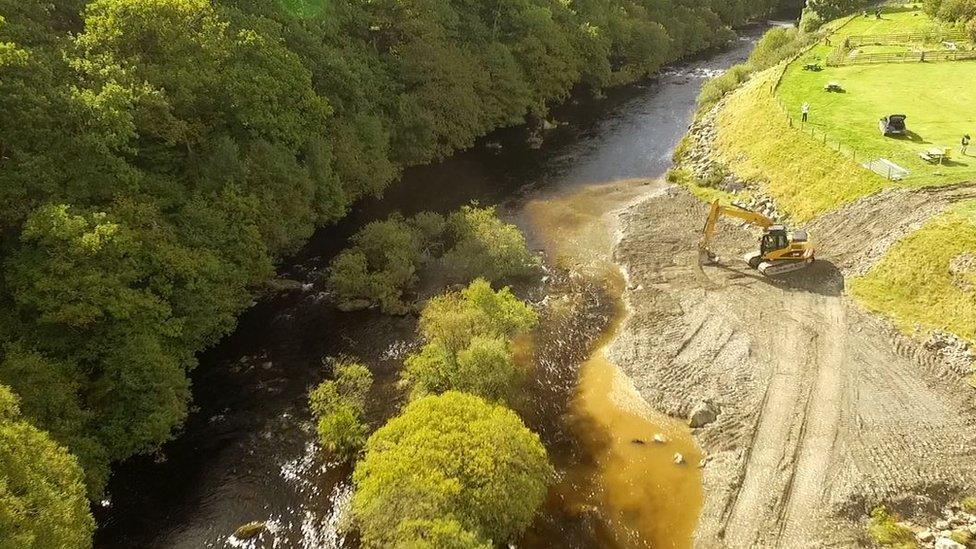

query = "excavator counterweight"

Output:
[[699, 201, 815, 276]]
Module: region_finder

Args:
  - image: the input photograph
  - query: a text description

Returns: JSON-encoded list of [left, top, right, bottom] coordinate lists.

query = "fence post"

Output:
[[887, 164, 892, 180]]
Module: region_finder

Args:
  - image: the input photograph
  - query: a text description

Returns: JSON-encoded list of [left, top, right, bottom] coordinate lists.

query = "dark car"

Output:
[[879, 114, 907, 136]]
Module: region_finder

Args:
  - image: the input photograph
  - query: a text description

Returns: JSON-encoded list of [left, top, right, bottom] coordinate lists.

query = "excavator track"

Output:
[[758, 258, 814, 276]]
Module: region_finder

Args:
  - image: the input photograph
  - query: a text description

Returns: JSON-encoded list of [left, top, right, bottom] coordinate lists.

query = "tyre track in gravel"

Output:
[[609, 186, 976, 548]]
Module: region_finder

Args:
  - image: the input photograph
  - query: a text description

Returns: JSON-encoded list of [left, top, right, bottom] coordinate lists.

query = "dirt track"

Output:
[[609, 186, 976, 547]]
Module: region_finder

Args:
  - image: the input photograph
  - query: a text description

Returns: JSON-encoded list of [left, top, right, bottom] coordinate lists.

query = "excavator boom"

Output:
[[699, 200, 815, 276], [700, 201, 774, 254]]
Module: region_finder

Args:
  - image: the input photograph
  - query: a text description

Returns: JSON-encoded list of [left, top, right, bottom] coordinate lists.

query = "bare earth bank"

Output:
[[609, 186, 976, 548]]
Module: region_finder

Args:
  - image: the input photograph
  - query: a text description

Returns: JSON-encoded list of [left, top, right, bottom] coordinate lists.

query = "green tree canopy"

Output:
[[352, 392, 552, 547], [0, 385, 94, 549]]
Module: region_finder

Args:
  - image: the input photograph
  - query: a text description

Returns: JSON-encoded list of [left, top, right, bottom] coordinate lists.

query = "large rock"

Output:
[[935, 537, 965, 549], [688, 401, 719, 428]]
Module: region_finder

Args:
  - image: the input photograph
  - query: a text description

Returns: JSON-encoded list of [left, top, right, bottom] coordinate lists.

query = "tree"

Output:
[[309, 360, 373, 459], [806, 0, 868, 20], [352, 392, 552, 547], [442, 206, 539, 283], [418, 279, 538, 354], [0, 385, 94, 549], [403, 280, 537, 401]]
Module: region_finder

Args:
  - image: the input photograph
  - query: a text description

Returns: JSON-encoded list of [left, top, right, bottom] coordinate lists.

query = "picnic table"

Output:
[[919, 147, 951, 164], [804, 63, 823, 71], [824, 81, 843, 92]]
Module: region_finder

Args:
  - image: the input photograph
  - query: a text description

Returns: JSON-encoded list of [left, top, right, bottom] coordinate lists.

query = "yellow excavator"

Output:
[[699, 201, 816, 276]]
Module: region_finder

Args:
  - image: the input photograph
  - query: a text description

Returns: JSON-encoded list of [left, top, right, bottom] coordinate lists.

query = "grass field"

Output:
[[850, 200, 976, 342], [777, 61, 976, 186], [839, 6, 939, 36], [714, 70, 886, 221], [773, 4, 976, 187]]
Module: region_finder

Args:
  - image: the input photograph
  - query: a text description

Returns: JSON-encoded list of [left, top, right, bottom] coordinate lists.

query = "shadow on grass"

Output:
[[889, 130, 927, 144]]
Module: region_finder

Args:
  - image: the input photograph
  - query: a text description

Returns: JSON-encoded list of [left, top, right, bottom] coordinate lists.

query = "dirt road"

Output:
[[609, 187, 976, 547]]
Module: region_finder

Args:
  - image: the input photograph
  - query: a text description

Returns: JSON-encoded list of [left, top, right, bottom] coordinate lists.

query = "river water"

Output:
[[94, 29, 764, 549]]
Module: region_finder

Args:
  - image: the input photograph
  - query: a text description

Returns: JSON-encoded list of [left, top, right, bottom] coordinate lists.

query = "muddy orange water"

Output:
[[523, 179, 704, 548]]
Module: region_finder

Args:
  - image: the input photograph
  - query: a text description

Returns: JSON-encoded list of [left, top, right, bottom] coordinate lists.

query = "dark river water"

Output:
[[94, 28, 767, 549]]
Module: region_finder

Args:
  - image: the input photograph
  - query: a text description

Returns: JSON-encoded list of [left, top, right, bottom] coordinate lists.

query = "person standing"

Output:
[[801, 102, 810, 123], [963, 134, 971, 155]]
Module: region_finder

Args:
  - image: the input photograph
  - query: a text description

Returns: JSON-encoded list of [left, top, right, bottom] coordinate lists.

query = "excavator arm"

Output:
[[700, 201, 773, 256]]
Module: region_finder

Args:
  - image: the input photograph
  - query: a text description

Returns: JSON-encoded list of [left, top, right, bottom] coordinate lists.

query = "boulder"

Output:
[[652, 433, 668, 444], [673, 453, 685, 465], [935, 537, 965, 549], [234, 521, 266, 540], [266, 278, 305, 293], [688, 401, 719, 428]]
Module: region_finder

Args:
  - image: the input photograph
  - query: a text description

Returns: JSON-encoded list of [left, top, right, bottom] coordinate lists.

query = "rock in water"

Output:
[[673, 453, 685, 465], [653, 433, 668, 444], [688, 401, 719, 428], [234, 521, 266, 540]]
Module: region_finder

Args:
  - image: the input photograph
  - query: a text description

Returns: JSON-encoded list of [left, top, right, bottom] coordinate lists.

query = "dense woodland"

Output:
[[1, 0, 791, 545]]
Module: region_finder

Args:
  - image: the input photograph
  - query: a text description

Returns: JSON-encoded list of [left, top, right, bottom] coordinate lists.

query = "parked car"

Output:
[[879, 114, 907, 136]]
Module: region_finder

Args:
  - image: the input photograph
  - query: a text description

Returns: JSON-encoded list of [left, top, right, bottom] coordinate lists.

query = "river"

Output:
[[94, 28, 766, 549]]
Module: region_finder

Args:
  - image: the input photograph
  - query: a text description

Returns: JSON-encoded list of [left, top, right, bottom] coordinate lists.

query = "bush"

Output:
[[698, 63, 752, 106], [395, 519, 491, 549], [403, 280, 538, 401], [418, 279, 538, 353], [961, 496, 976, 512], [442, 206, 539, 283], [800, 8, 826, 32], [328, 207, 537, 314], [867, 506, 918, 549], [309, 360, 373, 459], [328, 215, 428, 314], [351, 392, 553, 547]]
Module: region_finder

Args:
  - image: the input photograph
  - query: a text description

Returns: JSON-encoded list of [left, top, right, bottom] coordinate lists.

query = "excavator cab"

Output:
[[700, 201, 816, 276], [760, 227, 790, 256]]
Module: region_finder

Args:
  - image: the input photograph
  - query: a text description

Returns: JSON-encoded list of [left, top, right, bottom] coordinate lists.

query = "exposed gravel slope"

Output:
[[609, 186, 976, 548]]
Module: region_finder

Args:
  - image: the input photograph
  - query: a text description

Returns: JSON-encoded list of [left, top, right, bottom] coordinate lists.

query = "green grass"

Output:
[[867, 506, 919, 549], [776, 5, 976, 188], [840, 7, 937, 36], [713, 69, 886, 221], [777, 60, 976, 187], [856, 45, 913, 54], [850, 201, 976, 343]]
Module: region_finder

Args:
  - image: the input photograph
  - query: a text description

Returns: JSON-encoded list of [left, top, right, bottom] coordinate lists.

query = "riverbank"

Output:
[[93, 29, 769, 548], [609, 185, 976, 546]]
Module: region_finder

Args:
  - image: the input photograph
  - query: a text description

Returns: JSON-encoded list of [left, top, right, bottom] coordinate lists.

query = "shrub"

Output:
[[314, 404, 368, 457], [698, 63, 752, 106], [962, 496, 976, 512], [404, 336, 521, 402], [395, 518, 491, 549], [442, 206, 538, 283], [867, 506, 918, 549], [328, 215, 429, 314], [329, 207, 537, 314], [351, 392, 553, 547], [800, 8, 825, 32], [403, 280, 538, 401], [418, 279, 538, 353], [309, 360, 373, 459]]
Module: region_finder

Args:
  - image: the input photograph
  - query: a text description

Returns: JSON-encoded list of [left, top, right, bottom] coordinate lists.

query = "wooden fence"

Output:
[[831, 48, 976, 65], [846, 30, 968, 47], [827, 50, 976, 66]]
